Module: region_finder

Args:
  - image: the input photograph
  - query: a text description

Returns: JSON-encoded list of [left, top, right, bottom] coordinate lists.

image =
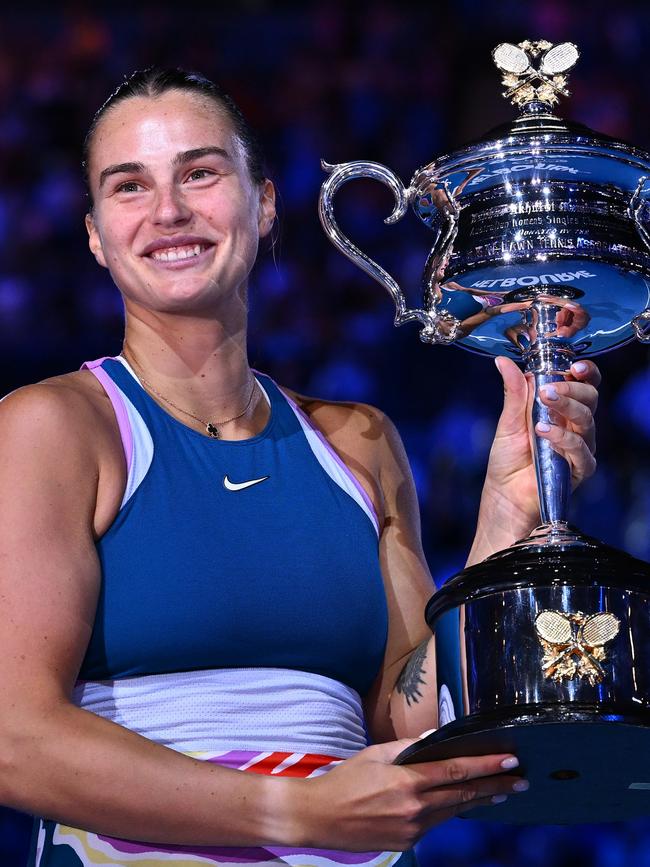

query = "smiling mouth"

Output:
[[147, 243, 212, 263]]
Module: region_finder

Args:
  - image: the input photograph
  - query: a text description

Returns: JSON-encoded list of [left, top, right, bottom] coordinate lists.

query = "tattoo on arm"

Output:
[[396, 640, 428, 706]]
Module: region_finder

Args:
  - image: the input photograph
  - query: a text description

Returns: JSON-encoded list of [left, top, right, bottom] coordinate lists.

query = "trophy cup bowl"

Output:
[[319, 40, 650, 824]]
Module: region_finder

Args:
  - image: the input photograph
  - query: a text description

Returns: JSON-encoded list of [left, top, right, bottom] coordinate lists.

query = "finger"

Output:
[[424, 775, 529, 822], [405, 753, 520, 791], [420, 794, 509, 828], [536, 415, 596, 460], [568, 359, 601, 388], [554, 303, 590, 334], [538, 387, 597, 436], [535, 424, 597, 480], [455, 794, 511, 815], [494, 356, 528, 437], [374, 737, 421, 764], [424, 773, 528, 804], [425, 795, 507, 827], [417, 729, 437, 740], [539, 381, 598, 418]]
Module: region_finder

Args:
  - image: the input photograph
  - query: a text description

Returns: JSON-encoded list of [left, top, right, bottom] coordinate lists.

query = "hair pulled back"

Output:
[[82, 66, 266, 207]]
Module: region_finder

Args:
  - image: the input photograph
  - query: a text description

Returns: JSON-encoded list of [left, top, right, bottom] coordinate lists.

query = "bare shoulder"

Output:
[[0, 370, 125, 536], [279, 385, 411, 523], [0, 369, 116, 443], [282, 386, 401, 470]]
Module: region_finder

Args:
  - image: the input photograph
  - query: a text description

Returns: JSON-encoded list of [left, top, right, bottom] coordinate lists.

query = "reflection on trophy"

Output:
[[319, 39, 650, 824]]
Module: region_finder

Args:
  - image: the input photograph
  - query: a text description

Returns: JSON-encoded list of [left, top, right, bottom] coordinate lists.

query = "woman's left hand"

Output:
[[467, 356, 600, 564]]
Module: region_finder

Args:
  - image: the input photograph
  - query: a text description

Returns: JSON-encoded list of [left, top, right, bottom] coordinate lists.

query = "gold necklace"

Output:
[[122, 346, 258, 439]]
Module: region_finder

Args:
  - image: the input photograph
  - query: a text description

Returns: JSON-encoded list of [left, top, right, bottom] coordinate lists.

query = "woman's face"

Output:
[[85, 90, 275, 318]]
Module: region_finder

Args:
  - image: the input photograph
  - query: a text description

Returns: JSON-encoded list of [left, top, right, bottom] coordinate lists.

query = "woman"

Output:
[[0, 69, 599, 866]]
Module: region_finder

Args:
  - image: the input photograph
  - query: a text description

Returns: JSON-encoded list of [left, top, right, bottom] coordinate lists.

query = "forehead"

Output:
[[89, 90, 241, 173]]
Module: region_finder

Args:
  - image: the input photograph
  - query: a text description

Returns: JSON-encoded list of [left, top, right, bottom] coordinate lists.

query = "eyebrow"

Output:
[[98, 146, 233, 189]]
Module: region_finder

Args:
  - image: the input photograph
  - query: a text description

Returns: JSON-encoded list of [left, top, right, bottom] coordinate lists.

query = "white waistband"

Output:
[[73, 667, 368, 757]]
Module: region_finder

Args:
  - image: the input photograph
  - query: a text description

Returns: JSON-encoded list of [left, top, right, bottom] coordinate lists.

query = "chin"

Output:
[[120, 270, 247, 318]]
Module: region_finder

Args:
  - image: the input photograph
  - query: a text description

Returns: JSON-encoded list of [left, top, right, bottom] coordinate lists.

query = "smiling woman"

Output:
[[0, 67, 600, 867], [83, 74, 275, 323]]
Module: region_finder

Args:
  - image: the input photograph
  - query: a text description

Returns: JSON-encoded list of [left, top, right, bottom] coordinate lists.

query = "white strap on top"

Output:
[[84, 357, 154, 510]]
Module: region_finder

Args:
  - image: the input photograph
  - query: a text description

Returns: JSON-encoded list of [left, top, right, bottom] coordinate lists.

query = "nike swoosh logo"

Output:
[[223, 475, 269, 492]]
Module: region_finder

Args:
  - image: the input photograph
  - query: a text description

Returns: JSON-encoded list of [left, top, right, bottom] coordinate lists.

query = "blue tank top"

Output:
[[78, 358, 388, 697]]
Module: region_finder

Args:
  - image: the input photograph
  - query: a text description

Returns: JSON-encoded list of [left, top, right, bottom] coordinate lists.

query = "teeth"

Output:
[[151, 243, 204, 262]]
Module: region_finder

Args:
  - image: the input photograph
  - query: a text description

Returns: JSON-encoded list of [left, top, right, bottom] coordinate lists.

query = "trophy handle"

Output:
[[628, 180, 650, 344], [632, 309, 650, 342], [319, 160, 460, 344], [629, 175, 650, 249]]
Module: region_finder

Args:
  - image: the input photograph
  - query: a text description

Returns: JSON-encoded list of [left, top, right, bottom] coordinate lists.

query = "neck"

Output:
[[120, 304, 266, 439]]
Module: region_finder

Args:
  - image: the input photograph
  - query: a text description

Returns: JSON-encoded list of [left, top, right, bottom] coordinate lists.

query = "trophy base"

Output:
[[394, 704, 650, 824]]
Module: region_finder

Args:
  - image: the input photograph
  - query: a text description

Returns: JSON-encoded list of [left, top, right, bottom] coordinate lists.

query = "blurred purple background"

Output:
[[2, 2, 650, 864]]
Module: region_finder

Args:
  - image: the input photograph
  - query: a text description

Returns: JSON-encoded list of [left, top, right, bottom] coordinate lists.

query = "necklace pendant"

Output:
[[206, 422, 221, 439]]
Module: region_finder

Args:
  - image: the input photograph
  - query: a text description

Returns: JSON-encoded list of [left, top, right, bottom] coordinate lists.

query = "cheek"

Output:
[[103, 235, 132, 269], [210, 200, 260, 251], [96, 211, 140, 257]]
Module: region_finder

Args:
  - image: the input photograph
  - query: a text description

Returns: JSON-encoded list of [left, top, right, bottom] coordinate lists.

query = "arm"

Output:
[[362, 357, 600, 741], [359, 409, 439, 742], [0, 383, 524, 851], [0, 383, 299, 846]]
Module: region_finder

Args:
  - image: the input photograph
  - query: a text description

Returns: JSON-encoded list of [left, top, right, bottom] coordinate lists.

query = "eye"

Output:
[[186, 168, 215, 182], [115, 180, 143, 194]]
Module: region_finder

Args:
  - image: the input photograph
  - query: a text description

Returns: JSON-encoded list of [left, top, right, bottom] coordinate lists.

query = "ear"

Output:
[[257, 179, 276, 238], [85, 211, 108, 269]]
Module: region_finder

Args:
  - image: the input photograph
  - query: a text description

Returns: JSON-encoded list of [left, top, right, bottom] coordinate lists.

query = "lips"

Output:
[[140, 235, 215, 269], [150, 243, 206, 262], [141, 235, 215, 257]]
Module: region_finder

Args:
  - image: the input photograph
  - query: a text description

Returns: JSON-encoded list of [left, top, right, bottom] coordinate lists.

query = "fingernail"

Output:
[[418, 728, 437, 739], [512, 780, 530, 792], [572, 361, 588, 373], [491, 794, 508, 804], [542, 385, 559, 400], [500, 756, 519, 770], [536, 422, 552, 432]]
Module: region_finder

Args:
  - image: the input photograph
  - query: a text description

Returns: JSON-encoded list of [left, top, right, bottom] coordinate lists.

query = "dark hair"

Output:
[[82, 66, 266, 207]]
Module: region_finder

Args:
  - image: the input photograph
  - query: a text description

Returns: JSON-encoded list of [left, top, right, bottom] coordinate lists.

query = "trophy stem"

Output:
[[522, 304, 577, 531], [531, 365, 573, 526]]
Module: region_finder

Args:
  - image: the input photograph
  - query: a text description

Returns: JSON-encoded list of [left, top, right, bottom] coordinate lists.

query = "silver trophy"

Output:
[[319, 40, 650, 824]]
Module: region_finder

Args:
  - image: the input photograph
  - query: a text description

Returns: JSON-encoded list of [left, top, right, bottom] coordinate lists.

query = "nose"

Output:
[[150, 184, 192, 226]]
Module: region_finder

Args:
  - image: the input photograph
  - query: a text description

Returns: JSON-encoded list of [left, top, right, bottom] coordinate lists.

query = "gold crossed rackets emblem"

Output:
[[492, 40, 580, 108], [535, 609, 620, 686]]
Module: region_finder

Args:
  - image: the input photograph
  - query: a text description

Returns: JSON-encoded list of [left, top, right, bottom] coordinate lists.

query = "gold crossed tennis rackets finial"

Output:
[[492, 40, 580, 109], [535, 609, 620, 686]]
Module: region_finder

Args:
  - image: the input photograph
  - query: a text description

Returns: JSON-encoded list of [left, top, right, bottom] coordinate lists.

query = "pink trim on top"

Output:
[[81, 357, 134, 475], [271, 379, 381, 535]]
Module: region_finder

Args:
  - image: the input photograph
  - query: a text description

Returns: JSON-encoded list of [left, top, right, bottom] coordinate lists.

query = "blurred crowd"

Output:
[[1, 1, 650, 864]]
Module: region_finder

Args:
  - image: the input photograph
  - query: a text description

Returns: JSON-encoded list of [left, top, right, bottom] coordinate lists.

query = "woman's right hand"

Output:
[[290, 738, 527, 851]]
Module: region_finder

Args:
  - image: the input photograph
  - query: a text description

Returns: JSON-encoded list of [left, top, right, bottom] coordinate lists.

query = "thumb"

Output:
[[494, 356, 529, 438], [370, 730, 437, 764]]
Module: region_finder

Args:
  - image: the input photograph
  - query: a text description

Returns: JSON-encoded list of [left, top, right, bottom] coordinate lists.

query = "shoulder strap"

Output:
[[82, 357, 133, 474]]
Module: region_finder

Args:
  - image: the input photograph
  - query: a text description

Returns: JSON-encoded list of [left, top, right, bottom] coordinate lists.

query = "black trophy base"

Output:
[[394, 705, 650, 824]]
